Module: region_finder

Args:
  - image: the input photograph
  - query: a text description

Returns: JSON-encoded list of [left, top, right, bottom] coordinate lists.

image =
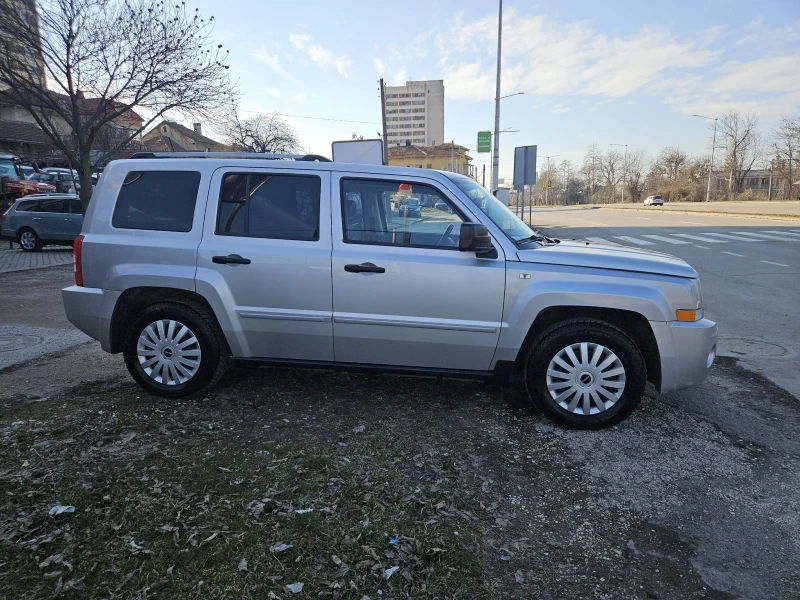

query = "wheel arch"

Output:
[[514, 306, 661, 390]]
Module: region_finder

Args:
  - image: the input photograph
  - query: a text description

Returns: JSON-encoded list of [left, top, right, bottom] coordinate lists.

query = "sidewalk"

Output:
[[0, 246, 73, 274], [592, 201, 800, 219]]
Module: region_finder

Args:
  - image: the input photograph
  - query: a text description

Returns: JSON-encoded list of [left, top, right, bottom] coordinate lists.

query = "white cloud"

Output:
[[266, 88, 280, 98], [250, 49, 303, 86], [289, 33, 310, 50], [552, 104, 570, 113], [294, 92, 308, 104], [392, 65, 409, 86], [374, 58, 388, 74]]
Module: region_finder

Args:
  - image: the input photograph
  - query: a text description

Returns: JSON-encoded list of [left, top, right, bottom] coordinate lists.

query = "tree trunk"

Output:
[[78, 156, 94, 214]]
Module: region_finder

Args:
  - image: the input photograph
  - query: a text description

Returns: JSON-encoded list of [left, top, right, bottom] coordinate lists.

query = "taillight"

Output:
[[1, 211, 6, 221], [73, 235, 84, 286]]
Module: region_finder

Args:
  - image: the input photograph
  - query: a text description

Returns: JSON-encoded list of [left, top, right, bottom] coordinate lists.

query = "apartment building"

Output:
[[382, 80, 444, 148], [0, 0, 47, 89]]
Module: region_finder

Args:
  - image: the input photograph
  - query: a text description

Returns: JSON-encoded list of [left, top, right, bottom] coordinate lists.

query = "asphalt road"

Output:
[[531, 206, 800, 399]]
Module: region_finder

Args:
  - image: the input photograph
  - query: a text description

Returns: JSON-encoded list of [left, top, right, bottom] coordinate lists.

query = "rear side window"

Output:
[[112, 170, 200, 232], [15, 200, 39, 212], [34, 199, 66, 213], [216, 173, 320, 241]]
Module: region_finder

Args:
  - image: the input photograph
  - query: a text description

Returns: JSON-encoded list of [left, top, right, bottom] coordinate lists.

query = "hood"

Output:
[[516, 239, 698, 279]]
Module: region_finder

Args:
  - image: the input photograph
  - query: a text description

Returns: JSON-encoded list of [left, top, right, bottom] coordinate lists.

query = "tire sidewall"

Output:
[[18, 229, 40, 252], [123, 303, 218, 398], [525, 322, 647, 428]]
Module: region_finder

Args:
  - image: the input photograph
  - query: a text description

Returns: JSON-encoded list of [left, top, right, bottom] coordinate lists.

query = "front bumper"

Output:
[[62, 286, 121, 352], [651, 318, 718, 394]]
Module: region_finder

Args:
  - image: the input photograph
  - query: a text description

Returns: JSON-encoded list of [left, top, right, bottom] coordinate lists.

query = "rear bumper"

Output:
[[62, 285, 121, 352], [651, 318, 718, 394]]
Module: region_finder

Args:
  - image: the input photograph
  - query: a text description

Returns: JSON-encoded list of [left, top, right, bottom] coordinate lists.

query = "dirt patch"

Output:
[[1, 362, 793, 598]]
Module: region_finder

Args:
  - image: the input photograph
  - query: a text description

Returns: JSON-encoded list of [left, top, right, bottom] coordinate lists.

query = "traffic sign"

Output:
[[477, 131, 492, 153]]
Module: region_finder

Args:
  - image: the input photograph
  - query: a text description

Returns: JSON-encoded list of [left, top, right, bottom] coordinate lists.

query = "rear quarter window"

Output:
[[112, 170, 201, 232], [15, 200, 39, 212]]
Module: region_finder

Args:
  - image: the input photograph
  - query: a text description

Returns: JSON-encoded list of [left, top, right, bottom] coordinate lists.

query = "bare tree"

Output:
[[221, 109, 303, 154], [0, 0, 235, 210], [718, 109, 761, 195], [656, 146, 688, 182], [771, 114, 799, 200], [624, 149, 649, 202], [580, 143, 602, 203], [599, 149, 623, 203]]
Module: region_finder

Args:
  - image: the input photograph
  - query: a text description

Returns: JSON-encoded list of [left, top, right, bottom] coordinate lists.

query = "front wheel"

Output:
[[523, 319, 647, 428], [122, 301, 230, 398]]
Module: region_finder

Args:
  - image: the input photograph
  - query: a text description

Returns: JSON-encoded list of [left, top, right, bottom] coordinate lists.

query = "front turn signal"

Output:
[[676, 309, 699, 322]]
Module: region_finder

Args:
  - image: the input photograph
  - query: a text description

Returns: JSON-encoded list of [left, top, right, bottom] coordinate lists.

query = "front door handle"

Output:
[[213, 254, 251, 265], [344, 262, 385, 274], [33, 217, 42, 221]]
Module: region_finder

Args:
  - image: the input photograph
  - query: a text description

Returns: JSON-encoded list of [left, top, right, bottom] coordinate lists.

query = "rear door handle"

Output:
[[212, 254, 251, 265], [344, 262, 385, 274], [33, 217, 42, 221]]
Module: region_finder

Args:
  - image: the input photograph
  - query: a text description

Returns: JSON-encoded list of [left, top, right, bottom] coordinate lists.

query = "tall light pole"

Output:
[[490, 92, 524, 193], [491, 0, 503, 194], [542, 154, 559, 205], [610, 143, 627, 202], [693, 114, 717, 202]]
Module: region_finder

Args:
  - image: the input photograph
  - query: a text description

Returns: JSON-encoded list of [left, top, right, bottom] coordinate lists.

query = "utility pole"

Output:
[[542, 155, 559, 205], [451, 140, 455, 173], [491, 0, 502, 194], [482, 164, 485, 188], [768, 158, 774, 200], [610, 143, 627, 202], [379, 78, 388, 165], [693, 114, 717, 202]]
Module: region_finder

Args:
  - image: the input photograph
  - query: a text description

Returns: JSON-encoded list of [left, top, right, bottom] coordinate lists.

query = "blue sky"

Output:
[[192, 0, 800, 181]]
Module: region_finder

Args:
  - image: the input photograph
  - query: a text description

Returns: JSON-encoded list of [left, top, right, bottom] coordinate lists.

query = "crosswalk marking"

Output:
[[764, 231, 800, 239], [762, 261, 789, 267], [701, 232, 757, 242], [613, 236, 655, 246], [673, 233, 727, 243], [695, 245, 711, 249], [641, 235, 691, 244], [723, 251, 744, 257], [586, 237, 621, 246], [731, 231, 792, 241]]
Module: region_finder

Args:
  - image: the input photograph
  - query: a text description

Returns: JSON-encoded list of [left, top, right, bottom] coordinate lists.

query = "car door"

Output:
[[196, 166, 334, 361], [30, 197, 64, 240], [330, 173, 506, 372], [61, 198, 84, 239]]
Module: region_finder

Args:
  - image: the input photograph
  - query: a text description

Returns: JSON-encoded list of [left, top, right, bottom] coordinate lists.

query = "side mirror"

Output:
[[459, 223, 497, 258]]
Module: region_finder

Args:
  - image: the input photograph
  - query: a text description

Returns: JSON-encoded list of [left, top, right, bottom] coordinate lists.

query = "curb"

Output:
[[596, 206, 800, 221]]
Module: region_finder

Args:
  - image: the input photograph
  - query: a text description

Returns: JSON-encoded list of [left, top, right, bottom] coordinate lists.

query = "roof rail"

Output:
[[129, 152, 331, 162]]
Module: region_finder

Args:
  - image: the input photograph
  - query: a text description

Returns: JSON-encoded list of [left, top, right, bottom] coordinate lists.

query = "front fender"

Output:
[[493, 263, 694, 364]]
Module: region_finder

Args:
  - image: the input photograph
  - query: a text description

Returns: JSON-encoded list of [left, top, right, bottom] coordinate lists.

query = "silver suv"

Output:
[[62, 153, 717, 428]]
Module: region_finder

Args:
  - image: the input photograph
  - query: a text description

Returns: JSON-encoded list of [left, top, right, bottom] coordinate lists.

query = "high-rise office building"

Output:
[[382, 79, 444, 147]]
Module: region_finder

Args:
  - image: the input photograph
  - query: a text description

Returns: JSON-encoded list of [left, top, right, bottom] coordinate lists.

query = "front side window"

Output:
[[112, 170, 200, 232], [217, 173, 320, 241], [33, 198, 65, 213], [341, 178, 463, 249]]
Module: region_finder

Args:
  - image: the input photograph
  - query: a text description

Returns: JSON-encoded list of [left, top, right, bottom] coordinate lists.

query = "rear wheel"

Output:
[[523, 318, 647, 428], [18, 229, 41, 252], [122, 301, 230, 398]]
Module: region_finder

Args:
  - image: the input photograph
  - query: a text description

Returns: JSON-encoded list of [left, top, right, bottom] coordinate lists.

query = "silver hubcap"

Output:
[[20, 232, 36, 250], [546, 342, 626, 415], [137, 319, 201, 386]]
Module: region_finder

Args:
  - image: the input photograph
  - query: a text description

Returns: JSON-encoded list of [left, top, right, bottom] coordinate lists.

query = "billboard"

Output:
[[332, 139, 384, 165]]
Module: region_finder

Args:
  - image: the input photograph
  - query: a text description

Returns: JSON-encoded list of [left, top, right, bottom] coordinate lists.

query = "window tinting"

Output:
[[15, 200, 39, 212], [112, 171, 200, 232], [217, 173, 320, 241], [34, 198, 65, 213], [341, 179, 463, 249]]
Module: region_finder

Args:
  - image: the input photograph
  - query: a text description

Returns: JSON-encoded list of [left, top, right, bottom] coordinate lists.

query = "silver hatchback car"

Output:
[[62, 153, 717, 428]]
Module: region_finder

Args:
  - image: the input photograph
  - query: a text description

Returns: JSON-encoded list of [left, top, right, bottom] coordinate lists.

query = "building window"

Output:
[[412, 108, 425, 113], [412, 93, 425, 97], [413, 116, 425, 120], [399, 93, 410, 98], [412, 100, 425, 105]]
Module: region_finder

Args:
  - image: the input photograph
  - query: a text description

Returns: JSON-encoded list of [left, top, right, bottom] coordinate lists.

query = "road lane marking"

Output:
[[641, 235, 691, 244], [761, 261, 789, 267], [701, 232, 758, 242], [613, 236, 655, 246], [673, 233, 727, 243], [586, 237, 621, 246], [731, 231, 793, 241], [764, 231, 800, 238], [695, 245, 711, 249], [722, 251, 744, 257]]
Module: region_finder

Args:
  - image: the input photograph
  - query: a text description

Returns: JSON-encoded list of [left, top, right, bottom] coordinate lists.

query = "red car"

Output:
[[0, 154, 57, 200]]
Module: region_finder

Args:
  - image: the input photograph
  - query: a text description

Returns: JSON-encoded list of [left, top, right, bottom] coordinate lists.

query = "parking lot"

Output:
[[1, 241, 799, 599]]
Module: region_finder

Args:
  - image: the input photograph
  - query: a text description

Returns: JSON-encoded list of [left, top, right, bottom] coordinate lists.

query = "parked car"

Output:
[[20, 165, 35, 179], [32, 168, 81, 193], [398, 197, 422, 217], [644, 195, 664, 206], [1, 193, 83, 251], [0, 154, 56, 204], [62, 153, 717, 428], [434, 198, 451, 212]]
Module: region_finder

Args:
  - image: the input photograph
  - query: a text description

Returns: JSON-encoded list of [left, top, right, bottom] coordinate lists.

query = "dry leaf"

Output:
[[238, 557, 248, 572], [270, 543, 293, 553], [286, 582, 304, 594]]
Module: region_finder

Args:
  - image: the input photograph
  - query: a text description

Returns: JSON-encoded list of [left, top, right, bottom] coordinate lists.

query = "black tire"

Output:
[[523, 318, 647, 428], [18, 228, 42, 252], [122, 301, 230, 398]]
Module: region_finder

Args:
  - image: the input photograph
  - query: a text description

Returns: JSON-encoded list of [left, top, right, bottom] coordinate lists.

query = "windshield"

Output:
[[446, 174, 537, 243], [0, 159, 21, 179]]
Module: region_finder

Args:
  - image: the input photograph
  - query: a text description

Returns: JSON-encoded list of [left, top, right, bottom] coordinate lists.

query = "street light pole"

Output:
[[491, 0, 502, 194], [693, 114, 717, 202], [542, 154, 559, 205], [610, 143, 627, 202]]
